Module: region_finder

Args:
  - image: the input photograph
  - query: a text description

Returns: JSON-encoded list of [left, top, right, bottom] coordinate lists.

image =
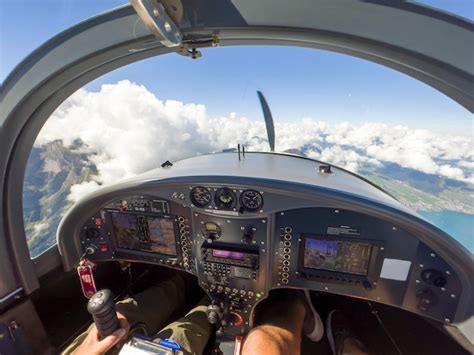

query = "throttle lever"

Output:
[[87, 289, 119, 339]]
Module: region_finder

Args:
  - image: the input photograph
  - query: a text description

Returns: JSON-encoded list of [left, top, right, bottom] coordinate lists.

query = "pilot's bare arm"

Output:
[[73, 312, 130, 355]]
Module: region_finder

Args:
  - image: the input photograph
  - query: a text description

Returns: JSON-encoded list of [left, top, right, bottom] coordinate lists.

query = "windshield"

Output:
[[22, 45, 473, 258]]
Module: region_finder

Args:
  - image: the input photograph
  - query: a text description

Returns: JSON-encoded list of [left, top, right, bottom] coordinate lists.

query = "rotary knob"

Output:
[[241, 226, 255, 244], [421, 269, 447, 288], [206, 304, 223, 324], [416, 289, 438, 311]]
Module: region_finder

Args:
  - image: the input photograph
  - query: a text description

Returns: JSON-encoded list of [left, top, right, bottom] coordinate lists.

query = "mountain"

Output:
[[23, 140, 98, 257]]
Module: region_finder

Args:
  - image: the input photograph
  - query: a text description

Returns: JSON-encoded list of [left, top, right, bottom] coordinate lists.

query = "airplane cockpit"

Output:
[[0, 0, 473, 354], [58, 151, 470, 346]]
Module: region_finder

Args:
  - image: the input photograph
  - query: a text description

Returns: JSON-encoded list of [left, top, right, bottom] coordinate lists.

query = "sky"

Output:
[[1, 0, 473, 135]]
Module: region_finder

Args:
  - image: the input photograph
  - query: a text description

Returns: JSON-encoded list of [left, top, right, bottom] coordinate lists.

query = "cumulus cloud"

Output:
[[35, 80, 474, 201], [33, 222, 50, 234], [67, 181, 102, 202], [306, 146, 382, 173]]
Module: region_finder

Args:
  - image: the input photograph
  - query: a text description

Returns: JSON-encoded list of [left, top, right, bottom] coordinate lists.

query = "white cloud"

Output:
[[438, 165, 465, 181], [42, 158, 61, 174], [35, 80, 474, 201], [459, 161, 474, 169], [68, 181, 102, 202], [306, 146, 381, 173], [33, 222, 50, 234]]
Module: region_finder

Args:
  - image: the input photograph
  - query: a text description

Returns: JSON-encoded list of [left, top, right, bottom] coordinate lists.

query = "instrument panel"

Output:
[[73, 185, 465, 338]]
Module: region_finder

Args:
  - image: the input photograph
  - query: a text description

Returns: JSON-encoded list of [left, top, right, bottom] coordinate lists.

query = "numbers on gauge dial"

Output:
[[240, 190, 264, 211], [190, 186, 212, 207]]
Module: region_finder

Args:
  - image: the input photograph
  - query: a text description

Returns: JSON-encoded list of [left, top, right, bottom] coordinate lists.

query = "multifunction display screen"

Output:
[[212, 249, 246, 261], [303, 237, 372, 275], [111, 212, 177, 256]]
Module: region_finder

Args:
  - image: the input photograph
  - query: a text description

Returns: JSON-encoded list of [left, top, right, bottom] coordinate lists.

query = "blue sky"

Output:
[[1, 0, 473, 135]]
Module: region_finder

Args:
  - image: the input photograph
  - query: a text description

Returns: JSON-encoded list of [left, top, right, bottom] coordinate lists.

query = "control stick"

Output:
[[87, 289, 119, 339]]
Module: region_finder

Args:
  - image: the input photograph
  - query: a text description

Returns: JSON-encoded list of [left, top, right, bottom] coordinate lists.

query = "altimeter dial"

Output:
[[190, 186, 212, 208], [240, 190, 264, 211]]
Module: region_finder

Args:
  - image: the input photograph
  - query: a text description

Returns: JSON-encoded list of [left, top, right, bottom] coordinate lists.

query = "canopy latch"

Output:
[[130, 0, 183, 48]]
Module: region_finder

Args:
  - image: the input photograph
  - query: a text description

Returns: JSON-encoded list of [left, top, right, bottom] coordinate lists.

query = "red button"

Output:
[[95, 218, 102, 226], [99, 243, 109, 252]]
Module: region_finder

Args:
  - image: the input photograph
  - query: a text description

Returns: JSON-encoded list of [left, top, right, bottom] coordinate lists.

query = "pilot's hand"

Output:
[[73, 312, 130, 355]]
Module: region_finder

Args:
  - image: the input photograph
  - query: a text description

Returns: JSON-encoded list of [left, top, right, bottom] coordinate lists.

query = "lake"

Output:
[[419, 210, 473, 253]]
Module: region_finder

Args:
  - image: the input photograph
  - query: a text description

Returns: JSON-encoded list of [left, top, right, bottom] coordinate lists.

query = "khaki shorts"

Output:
[[62, 274, 212, 355]]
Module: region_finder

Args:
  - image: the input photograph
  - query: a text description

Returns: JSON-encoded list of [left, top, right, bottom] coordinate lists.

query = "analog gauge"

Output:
[[190, 186, 212, 208], [240, 189, 264, 211], [202, 222, 222, 240], [214, 187, 237, 209]]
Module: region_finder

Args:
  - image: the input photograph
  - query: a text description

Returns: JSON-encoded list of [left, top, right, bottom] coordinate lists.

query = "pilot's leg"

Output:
[[242, 289, 307, 355], [153, 296, 214, 355], [242, 289, 325, 355], [115, 273, 187, 335]]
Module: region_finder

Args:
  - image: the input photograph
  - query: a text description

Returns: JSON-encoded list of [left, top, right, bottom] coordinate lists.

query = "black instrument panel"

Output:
[[77, 187, 464, 337]]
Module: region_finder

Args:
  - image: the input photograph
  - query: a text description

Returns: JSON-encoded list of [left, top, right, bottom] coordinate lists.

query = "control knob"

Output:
[[421, 269, 447, 288], [416, 289, 438, 311], [206, 304, 223, 324], [242, 226, 255, 244], [203, 222, 221, 243]]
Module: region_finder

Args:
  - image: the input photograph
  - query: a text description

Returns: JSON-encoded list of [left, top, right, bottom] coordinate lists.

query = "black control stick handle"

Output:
[[87, 289, 119, 339]]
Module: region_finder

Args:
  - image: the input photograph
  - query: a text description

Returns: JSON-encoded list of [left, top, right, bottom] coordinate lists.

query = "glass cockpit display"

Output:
[[111, 212, 177, 256], [303, 237, 372, 275], [212, 249, 246, 261]]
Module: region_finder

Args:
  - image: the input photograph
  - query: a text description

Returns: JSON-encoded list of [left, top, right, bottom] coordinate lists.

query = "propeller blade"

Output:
[[257, 91, 275, 152]]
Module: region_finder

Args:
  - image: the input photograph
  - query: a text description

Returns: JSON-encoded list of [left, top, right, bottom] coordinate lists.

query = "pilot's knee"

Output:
[[242, 325, 290, 355]]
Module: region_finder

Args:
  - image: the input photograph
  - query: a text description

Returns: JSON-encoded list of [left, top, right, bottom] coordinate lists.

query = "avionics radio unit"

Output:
[[202, 241, 259, 269], [201, 241, 259, 280]]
